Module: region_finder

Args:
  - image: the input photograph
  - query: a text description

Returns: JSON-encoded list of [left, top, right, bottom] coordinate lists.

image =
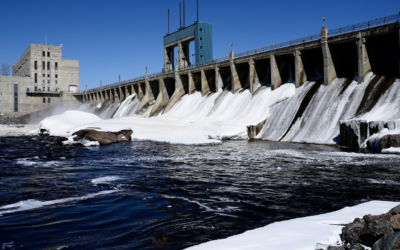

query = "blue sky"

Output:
[[0, 0, 398, 89]]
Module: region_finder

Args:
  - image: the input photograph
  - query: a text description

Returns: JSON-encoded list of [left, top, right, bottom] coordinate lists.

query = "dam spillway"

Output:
[[72, 13, 400, 148]]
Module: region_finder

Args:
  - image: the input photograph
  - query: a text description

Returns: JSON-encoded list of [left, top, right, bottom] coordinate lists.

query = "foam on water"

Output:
[[91, 176, 123, 185], [0, 190, 118, 216], [0, 124, 37, 137]]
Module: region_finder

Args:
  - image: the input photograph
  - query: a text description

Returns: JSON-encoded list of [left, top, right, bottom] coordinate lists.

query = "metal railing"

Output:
[[235, 33, 321, 59], [329, 14, 399, 37], [82, 12, 399, 94]]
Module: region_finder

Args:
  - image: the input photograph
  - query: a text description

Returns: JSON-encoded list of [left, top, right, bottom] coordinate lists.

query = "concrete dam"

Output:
[[74, 13, 400, 148]]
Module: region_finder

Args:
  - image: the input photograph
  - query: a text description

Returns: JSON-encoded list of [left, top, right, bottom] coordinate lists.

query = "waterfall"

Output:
[[113, 94, 140, 118], [256, 81, 316, 141]]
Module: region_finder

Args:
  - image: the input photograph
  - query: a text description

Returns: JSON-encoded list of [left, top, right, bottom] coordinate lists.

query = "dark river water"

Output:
[[1, 136, 400, 249]]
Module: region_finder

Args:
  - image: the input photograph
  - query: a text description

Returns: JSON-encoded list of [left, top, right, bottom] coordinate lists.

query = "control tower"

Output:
[[163, 1, 212, 72]]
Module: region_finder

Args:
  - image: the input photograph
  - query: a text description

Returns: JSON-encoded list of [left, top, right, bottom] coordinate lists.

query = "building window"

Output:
[[34, 61, 37, 70], [42, 51, 45, 57], [43, 87, 45, 91], [55, 74, 58, 84], [47, 87, 50, 91], [43, 98, 45, 103], [200, 28, 203, 32], [43, 74, 45, 83], [200, 55, 203, 58], [35, 86, 37, 91], [14, 84, 18, 112], [200, 37, 203, 41], [48, 98, 51, 103], [26, 88, 30, 93], [47, 52, 50, 57], [38, 89, 41, 93], [55, 88, 58, 92], [42, 61, 45, 70], [55, 62, 58, 71], [47, 74, 50, 83], [35, 73, 37, 83], [200, 46, 203, 50], [47, 62, 50, 70]]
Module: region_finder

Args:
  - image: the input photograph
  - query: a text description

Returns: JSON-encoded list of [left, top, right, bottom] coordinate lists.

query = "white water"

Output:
[[282, 79, 358, 144], [28, 73, 400, 147], [113, 94, 140, 118], [256, 81, 316, 141], [0, 190, 118, 216]]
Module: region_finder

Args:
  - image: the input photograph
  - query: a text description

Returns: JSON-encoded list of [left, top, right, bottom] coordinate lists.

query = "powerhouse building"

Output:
[[0, 44, 80, 118]]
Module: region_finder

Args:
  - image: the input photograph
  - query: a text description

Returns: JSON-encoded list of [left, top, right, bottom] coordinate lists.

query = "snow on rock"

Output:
[[186, 201, 399, 250], [39, 110, 102, 137]]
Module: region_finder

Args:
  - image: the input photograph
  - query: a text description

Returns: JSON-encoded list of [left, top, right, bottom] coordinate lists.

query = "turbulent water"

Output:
[[2, 75, 400, 249], [2, 136, 400, 249]]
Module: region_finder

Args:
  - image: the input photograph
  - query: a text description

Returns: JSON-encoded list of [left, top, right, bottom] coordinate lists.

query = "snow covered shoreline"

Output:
[[186, 201, 399, 250]]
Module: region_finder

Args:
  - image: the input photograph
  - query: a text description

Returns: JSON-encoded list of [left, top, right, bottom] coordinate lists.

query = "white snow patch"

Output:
[[382, 147, 400, 154], [186, 201, 399, 250]]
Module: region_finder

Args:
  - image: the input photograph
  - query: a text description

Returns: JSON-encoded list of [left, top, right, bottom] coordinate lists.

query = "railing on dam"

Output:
[[328, 13, 399, 37], [81, 12, 399, 94]]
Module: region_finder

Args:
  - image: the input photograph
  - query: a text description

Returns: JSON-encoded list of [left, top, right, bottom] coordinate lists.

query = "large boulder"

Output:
[[342, 218, 366, 245], [69, 129, 133, 145], [372, 232, 400, 250], [359, 221, 394, 246], [388, 204, 400, 216], [363, 214, 391, 224], [84, 131, 118, 145]]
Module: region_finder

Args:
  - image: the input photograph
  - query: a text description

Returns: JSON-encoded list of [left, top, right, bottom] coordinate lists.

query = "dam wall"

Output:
[[76, 14, 399, 121]]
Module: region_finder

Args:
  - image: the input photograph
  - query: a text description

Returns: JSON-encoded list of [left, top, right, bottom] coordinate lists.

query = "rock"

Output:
[[56, 137, 68, 145], [85, 131, 118, 145], [344, 244, 365, 250], [70, 129, 133, 146], [372, 232, 400, 250], [117, 134, 129, 142], [39, 128, 49, 136], [390, 214, 400, 230], [342, 218, 366, 245], [359, 221, 394, 246], [328, 245, 345, 250], [380, 134, 400, 151], [388, 204, 400, 216], [363, 214, 391, 224]]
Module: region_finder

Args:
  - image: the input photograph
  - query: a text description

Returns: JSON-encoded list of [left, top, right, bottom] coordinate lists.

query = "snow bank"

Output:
[[186, 201, 399, 250]]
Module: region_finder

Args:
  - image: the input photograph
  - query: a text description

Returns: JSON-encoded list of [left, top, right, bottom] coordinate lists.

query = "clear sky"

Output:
[[0, 0, 398, 89]]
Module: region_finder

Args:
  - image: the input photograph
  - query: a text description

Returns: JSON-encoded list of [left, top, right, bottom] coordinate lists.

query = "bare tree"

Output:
[[1, 64, 10, 76]]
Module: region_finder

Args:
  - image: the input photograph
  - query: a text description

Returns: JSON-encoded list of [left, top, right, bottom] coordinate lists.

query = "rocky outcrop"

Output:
[[338, 204, 400, 250], [379, 134, 400, 151], [59, 129, 133, 146]]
